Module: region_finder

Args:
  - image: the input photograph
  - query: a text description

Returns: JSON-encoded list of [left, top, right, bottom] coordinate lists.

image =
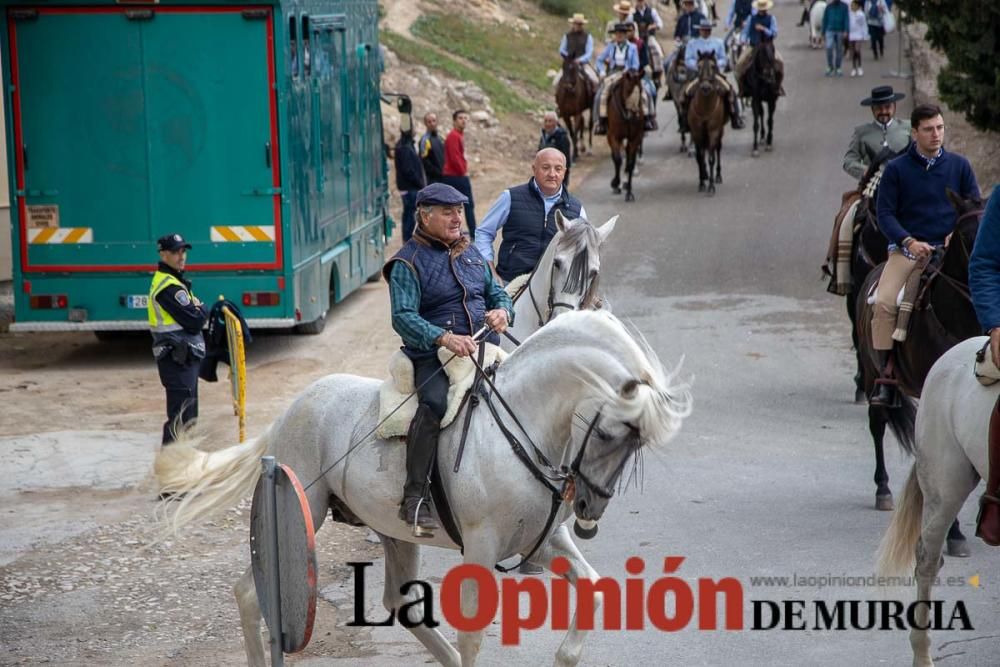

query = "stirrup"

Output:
[[399, 496, 439, 538]]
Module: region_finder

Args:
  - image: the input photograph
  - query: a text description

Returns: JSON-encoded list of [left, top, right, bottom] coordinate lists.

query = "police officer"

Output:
[[149, 233, 207, 444]]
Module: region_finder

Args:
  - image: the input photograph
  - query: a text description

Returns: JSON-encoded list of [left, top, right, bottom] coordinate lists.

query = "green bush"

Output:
[[538, 0, 575, 16], [896, 1, 1000, 132]]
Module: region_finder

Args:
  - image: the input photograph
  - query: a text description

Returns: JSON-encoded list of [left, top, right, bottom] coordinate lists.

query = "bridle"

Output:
[[916, 207, 983, 306], [512, 238, 600, 327]]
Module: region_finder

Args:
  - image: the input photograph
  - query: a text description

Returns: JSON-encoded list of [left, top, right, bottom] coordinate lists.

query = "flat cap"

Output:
[[157, 233, 192, 252], [415, 182, 469, 207]]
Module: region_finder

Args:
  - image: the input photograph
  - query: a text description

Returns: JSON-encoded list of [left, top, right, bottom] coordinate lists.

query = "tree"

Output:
[[895, 0, 1000, 132]]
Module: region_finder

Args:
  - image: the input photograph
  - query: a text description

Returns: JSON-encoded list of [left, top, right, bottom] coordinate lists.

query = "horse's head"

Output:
[[752, 40, 777, 84], [695, 52, 720, 93], [543, 211, 618, 320]]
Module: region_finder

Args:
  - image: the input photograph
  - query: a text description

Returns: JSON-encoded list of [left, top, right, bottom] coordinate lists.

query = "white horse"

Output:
[[809, 0, 828, 49], [503, 211, 617, 350], [877, 336, 993, 667], [156, 309, 692, 666]]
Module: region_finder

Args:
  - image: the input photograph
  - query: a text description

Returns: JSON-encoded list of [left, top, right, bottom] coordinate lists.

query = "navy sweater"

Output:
[[876, 143, 979, 247], [970, 194, 1000, 330]]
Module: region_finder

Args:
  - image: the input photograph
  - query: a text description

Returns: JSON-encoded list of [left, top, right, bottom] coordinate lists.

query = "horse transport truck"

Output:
[[2, 0, 391, 335]]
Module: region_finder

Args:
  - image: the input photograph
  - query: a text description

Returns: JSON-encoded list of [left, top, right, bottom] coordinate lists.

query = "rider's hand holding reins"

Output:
[[905, 238, 934, 259], [485, 308, 510, 334], [438, 331, 478, 357]]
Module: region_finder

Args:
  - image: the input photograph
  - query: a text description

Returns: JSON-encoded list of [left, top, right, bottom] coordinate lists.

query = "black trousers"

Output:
[[441, 175, 476, 239], [158, 356, 200, 444], [409, 350, 449, 420]]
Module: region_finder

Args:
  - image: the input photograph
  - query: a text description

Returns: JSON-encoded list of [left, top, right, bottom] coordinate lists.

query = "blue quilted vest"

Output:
[[496, 179, 583, 283], [748, 13, 772, 46], [384, 231, 495, 353], [733, 0, 752, 26]]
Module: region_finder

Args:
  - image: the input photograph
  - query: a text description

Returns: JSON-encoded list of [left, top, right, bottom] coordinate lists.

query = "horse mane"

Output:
[[505, 310, 693, 449]]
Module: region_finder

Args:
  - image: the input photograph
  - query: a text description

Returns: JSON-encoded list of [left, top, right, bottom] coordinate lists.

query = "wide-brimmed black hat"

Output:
[[157, 233, 192, 252], [415, 182, 469, 207], [860, 85, 905, 106]]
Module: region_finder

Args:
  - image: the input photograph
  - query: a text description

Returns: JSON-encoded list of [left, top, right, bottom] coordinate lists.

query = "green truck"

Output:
[[2, 0, 391, 334]]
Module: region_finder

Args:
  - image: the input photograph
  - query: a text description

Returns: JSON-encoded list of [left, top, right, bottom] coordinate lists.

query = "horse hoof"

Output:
[[687, 149, 695, 158], [625, 192, 635, 202], [707, 187, 716, 197], [679, 145, 686, 153], [698, 183, 706, 192], [716, 174, 723, 184], [752, 150, 760, 158], [855, 388, 867, 404], [612, 187, 622, 195], [875, 494, 894, 511], [946, 538, 971, 558], [765, 144, 773, 152]]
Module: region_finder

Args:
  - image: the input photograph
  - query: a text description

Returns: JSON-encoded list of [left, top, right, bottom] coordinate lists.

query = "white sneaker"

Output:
[[850, 68, 857, 77], [857, 67, 864, 76]]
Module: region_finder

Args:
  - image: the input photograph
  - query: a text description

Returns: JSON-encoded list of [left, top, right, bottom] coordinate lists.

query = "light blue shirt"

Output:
[[596, 41, 640, 75], [685, 36, 728, 70], [725, 2, 752, 29], [559, 33, 594, 63], [474, 182, 588, 262]]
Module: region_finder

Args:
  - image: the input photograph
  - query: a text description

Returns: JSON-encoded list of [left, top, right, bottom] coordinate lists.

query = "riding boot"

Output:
[[594, 117, 608, 135], [869, 349, 897, 408], [729, 96, 745, 129], [644, 115, 658, 131], [399, 404, 441, 537], [975, 402, 1000, 546]]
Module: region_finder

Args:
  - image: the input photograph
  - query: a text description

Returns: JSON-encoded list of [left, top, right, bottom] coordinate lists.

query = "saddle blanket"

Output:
[[376, 343, 507, 439], [975, 339, 1000, 386]]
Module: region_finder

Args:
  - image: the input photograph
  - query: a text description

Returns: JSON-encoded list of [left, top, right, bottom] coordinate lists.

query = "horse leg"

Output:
[[751, 99, 761, 157], [695, 143, 707, 192], [706, 145, 716, 196], [530, 526, 602, 667], [911, 461, 979, 666], [847, 290, 866, 403], [610, 144, 622, 194], [765, 99, 775, 151], [564, 115, 577, 163], [234, 566, 266, 667], [625, 141, 637, 202], [870, 406, 893, 510], [381, 534, 461, 666], [457, 536, 501, 667], [946, 518, 969, 557], [714, 143, 722, 185]]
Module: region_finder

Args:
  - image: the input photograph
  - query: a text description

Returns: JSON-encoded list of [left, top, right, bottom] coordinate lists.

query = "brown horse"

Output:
[[686, 52, 727, 195], [853, 191, 984, 554], [555, 57, 594, 163], [606, 70, 645, 202]]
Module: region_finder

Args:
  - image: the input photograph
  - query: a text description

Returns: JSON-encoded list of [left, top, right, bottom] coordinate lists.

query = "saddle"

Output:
[[376, 344, 507, 439], [865, 254, 938, 343]]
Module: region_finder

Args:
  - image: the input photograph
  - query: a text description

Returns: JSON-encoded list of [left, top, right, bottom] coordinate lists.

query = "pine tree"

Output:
[[896, 1, 1000, 132]]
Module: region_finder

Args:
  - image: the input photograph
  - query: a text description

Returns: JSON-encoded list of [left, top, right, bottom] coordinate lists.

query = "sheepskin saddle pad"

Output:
[[376, 343, 507, 439]]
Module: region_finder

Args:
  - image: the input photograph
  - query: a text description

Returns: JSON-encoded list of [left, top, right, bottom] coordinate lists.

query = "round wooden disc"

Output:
[[250, 463, 318, 653]]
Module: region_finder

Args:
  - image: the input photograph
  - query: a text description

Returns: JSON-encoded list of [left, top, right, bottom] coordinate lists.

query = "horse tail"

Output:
[[876, 466, 923, 578], [883, 395, 917, 456], [154, 426, 271, 535]]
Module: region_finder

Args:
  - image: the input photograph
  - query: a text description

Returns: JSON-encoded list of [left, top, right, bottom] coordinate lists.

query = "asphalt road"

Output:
[[313, 3, 1000, 666]]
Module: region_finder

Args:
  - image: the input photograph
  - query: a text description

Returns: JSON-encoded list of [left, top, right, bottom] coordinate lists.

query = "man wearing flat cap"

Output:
[[843, 85, 912, 181], [149, 233, 207, 444], [383, 182, 514, 537]]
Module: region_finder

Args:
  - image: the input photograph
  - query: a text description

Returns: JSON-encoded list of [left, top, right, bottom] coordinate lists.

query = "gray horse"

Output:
[[157, 310, 692, 666]]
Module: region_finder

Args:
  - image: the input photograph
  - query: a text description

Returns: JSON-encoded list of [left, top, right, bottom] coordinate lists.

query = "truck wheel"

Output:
[[295, 310, 327, 335]]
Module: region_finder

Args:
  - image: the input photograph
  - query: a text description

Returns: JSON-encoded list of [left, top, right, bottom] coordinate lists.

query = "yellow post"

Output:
[[221, 305, 247, 443]]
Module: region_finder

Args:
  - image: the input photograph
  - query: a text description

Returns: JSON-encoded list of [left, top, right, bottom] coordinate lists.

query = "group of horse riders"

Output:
[[835, 88, 1000, 543]]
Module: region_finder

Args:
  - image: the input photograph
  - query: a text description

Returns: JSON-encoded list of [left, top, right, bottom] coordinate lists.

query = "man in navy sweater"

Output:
[[871, 104, 980, 406]]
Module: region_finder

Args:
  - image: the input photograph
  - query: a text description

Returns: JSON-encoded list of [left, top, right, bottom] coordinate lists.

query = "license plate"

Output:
[[126, 295, 148, 309]]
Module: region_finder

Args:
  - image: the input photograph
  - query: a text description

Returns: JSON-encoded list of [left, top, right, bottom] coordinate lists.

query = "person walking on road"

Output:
[[870, 104, 980, 406], [822, 0, 850, 76], [475, 148, 587, 283], [395, 129, 426, 242], [847, 0, 869, 76], [442, 110, 476, 238], [419, 113, 445, 184], [864, 0, 889, 60], [148, 234, 207, 445], [538, 111, 573, 186]]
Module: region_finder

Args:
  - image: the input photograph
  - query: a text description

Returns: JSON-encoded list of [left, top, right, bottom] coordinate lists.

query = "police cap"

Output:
[[157, 233, 192, 252], [415, 182, 469, 207]]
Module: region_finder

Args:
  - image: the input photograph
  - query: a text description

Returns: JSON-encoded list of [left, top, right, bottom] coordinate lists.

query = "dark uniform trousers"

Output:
[[158, 355, 200, 444]]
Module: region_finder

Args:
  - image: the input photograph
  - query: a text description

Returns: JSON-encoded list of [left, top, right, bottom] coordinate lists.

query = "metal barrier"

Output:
[[222, 304, 247, 442]]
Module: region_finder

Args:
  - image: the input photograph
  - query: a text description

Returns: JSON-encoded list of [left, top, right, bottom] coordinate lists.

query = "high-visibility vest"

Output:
[[148, 270, 190, 333]]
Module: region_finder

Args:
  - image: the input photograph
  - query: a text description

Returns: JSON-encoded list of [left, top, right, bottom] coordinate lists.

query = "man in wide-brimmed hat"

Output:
[[595, 23, 657, 133], [735, 0, 785, 96], [843, 85, 912, 180], [556, 13, 599, 89], [605, 1, 635, 44], [683, 19, 744, 129]]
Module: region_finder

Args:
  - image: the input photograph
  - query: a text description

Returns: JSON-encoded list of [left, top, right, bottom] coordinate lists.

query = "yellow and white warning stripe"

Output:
[[28, 227, 93, 244], [211, 225, 275, 242]]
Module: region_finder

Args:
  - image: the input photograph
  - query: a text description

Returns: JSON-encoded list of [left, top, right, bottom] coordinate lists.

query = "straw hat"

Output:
[[755, 0, 774, 10], [568, 13, 589, 24], [613, 1, 633, 14]]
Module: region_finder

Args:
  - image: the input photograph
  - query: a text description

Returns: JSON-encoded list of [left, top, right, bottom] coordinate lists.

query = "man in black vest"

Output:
[[383, 183, 514, 537], [474, 148, 587, 283]]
